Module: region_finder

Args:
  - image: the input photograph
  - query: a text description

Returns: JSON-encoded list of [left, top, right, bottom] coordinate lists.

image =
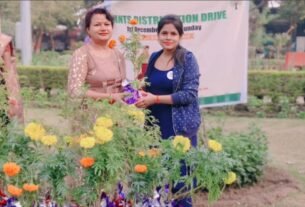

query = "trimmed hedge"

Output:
[[249, 70, 305, 101], [17, 66, 305, 100], [18, 66, 68, 89]]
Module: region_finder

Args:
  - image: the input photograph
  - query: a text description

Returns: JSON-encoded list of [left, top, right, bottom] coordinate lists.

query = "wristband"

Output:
[[155, 95, 160, 104]]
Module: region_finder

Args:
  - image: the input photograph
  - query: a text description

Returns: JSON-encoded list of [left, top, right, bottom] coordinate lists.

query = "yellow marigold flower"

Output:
[[172, 135, 191, 153], [127, 109, 145, 124], [80, 137, 96, 149], [7, 185, 23, 197], [41, 135, 58, 146], [208, 139, 222, 152], [23, 183, 39, 192], [94, 126, 113, 144], [95, 117, 113, 128], [24, 122, 46, 141], [129, 18, 138, 26], [3, 162, 21, 177], [224, 172, 237, 185], [138, 151, 145, 157], [119, 35, 127, 43]]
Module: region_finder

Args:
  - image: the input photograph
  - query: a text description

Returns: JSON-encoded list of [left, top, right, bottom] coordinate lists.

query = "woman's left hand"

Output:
[[135, 91, 156, 108]]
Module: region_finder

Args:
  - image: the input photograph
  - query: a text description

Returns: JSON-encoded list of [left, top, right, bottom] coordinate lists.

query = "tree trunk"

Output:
[[287, 22, 297, 35], [34, 30, 44, 54]]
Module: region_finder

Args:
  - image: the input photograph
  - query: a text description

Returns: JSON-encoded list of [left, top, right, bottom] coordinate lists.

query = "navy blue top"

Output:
[[146, 65, 175, 139], [146, 50, 201, 141]]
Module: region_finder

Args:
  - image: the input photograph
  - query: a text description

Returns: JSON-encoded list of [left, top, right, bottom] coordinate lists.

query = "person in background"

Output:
[[0, 32, 24, 124], [135, 14, 201, 207]]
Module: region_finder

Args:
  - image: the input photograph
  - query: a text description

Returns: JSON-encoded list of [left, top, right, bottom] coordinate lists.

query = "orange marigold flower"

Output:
[[119, 35, 127, 43], [80, 157, 95, 168], [129, 18, 138, 26], [134, 164, 147, 174], [108, 39, 116, 49], [3, 162, 21, 177], [7, 185, 23, 197], [23, 183, 39, 192], [147, 148, 160, 157]]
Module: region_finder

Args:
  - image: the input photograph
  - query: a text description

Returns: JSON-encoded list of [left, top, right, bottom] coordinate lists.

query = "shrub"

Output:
[[208, 125, 268, 186], [21, 88, 68, 108], [0, 79, 9, 128], [17, 67, 305, 103], [247, 95, 266, 117], [249, 58, 285, 70], [0, 99, 235, 206], [17, 67, 305, 117], [248, 70, 305, 102], [17, 66, 67, 89], [32, 51, 72, 67]]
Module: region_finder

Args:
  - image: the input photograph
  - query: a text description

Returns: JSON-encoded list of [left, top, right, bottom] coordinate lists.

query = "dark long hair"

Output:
[[84, 7, 114, 30], [157, 14, 186, 66]]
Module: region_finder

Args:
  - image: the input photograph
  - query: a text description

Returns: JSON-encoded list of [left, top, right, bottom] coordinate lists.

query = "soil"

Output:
[[193, 116, 305, 207], [194, 167, 301, 207]]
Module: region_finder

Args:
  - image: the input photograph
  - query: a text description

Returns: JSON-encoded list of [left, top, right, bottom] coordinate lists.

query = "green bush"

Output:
[[248, 70, 305, 101], [249, 58, 285, 70], [18, 66, 68, 89], [32, 51, 72, 66], [208, 125, 268, 186], [17, 67, 305, 102], [21, 88, 68, 108], [297, 111, 305, 119], [0, 81, 9, 128], [247, 95, 265, 117], [17, 67, 305, 116]]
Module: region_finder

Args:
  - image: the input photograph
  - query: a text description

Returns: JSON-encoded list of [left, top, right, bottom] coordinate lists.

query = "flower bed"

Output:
[[0, 99, 237, 207]]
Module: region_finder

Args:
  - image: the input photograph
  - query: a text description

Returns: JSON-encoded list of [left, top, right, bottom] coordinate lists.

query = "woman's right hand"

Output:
[[135, 91, 157, 108]]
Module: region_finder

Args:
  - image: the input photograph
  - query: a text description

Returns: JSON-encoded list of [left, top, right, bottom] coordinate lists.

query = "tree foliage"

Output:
[[249, 1, 277, 48], [31, 1, 84, 32], [1, 1, 85, 52], [278, 1, 305, 24], [1, 1, 85, 33], [0, 1, 19, 35]]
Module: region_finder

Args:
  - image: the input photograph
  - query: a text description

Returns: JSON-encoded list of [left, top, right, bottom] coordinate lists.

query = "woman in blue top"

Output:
[[136, 14, 201, 207]]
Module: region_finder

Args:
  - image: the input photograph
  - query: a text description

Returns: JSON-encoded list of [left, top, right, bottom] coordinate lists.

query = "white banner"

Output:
[[106, 1, 249, 107]]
